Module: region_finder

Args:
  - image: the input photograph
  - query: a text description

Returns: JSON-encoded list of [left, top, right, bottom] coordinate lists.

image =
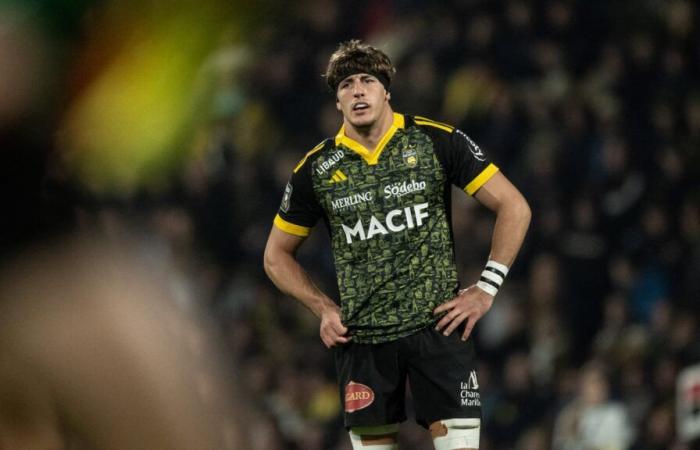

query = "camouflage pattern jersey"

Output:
[[274, 113, 499, 344]]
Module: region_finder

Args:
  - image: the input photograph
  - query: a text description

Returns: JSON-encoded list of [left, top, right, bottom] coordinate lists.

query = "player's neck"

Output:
[[343, 107, 394, 153]]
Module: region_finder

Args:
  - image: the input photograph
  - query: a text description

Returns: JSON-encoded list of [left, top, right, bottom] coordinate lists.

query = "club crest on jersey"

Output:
[[402, 146, 418, 168]]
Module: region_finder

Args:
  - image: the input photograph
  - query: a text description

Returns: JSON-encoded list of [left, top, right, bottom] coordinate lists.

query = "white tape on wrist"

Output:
[[476, 260, 509, 297], [476, 280, 498, 296]]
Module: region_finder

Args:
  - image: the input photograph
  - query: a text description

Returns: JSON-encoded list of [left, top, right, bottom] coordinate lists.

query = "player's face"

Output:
[[336, 73, 391, 129]]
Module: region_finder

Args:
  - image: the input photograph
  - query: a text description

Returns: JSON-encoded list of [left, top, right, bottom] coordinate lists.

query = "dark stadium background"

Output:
[[1, 1, 698, 449]]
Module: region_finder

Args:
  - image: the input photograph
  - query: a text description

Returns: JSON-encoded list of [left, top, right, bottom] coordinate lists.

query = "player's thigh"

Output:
[[335, 341, 407, 429], [404, 327, 481, 427]]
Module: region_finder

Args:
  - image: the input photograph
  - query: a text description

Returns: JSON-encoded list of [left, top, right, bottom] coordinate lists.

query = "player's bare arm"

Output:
[[264, 226, 351, 348], [434, 171, 531, 340]]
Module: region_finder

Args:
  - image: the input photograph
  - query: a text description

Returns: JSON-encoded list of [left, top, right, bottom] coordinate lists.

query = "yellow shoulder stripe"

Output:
[[464, 163, 499, 195], [414, 116, 454, 133], [293, 141, 326, 173], [414, 120, 453, 133], [414, 115, 454, 128], [273, 214, 311, 237]]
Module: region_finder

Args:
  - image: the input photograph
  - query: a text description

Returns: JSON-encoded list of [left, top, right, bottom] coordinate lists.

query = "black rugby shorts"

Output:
[[334, 325, 482, 429]]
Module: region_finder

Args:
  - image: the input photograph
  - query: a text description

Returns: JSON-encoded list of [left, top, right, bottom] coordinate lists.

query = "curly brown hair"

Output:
[[324, 40, 396, 92]]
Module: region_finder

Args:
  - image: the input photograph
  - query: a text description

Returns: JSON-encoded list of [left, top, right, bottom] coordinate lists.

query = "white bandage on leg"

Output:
[[349, 424, 399, 450], [430, 418, 481, 450]]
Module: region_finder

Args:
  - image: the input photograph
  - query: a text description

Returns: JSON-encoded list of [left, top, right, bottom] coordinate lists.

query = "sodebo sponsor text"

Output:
[[383, 179, 426, 199]]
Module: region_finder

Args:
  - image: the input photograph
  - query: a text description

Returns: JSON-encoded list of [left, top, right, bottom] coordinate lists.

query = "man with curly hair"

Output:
[[264, 40, 531, 450]]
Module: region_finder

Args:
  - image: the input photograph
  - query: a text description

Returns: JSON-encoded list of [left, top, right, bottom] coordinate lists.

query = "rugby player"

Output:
[[264, 40, 531, 450]]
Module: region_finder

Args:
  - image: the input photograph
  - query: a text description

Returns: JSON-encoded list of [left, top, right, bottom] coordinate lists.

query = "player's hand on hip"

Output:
[[433, 285, 494, 341], [319, 303, 351, 348]]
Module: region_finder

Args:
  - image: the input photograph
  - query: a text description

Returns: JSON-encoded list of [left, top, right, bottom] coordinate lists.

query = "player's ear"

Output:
[[386, 91, 391, 101], [336, 97, 342, 111]]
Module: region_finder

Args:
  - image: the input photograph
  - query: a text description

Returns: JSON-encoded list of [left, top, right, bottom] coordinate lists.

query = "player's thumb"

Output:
[[333, 320, 348, 335]]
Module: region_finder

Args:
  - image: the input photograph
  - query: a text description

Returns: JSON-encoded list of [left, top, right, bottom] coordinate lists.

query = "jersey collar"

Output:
[[335, 113, 405, 165]]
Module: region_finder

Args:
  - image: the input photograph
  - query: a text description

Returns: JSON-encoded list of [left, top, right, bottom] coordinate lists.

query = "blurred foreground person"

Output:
[[0, 235, 247, 450], [264, 40, 530, 450]]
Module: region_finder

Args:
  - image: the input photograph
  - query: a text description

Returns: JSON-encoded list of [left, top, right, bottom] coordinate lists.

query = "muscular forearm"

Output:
[[264, 227, 350, 348], [488, 192, 531, 267], [263, 249, 336, 318], [435, 186, 529, 339]]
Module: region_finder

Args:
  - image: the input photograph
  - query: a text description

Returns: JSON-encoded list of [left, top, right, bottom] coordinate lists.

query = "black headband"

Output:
[[332, 71, 391, 93]]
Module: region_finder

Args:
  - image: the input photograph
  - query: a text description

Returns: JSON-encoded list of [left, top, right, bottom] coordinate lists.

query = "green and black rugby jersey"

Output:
[[274, 113, 499, 344]]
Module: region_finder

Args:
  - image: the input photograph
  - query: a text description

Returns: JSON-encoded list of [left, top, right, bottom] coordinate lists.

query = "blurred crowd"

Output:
[[2, 0, 699, 449]]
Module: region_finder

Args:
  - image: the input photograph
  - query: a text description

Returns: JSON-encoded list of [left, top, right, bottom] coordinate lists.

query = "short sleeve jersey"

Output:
[[274, 113, 499, 343]]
